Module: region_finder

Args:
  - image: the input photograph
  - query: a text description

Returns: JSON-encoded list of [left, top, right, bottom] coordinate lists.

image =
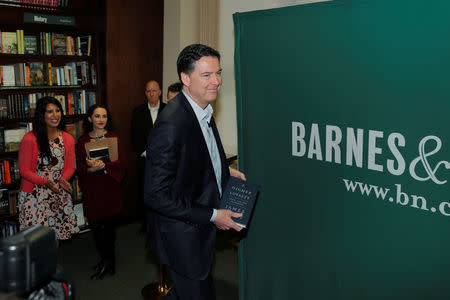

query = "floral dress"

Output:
[[18, 133, 79, 240]]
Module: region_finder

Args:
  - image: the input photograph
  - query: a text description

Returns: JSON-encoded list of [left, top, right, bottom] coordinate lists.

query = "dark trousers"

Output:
[[90, 215, 117, 270], [164, 267, 216, 300]]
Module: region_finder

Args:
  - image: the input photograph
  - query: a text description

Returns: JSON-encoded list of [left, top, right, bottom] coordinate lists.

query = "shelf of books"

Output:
[[0, 3, 105, 232], [0, 0, 69, 11]]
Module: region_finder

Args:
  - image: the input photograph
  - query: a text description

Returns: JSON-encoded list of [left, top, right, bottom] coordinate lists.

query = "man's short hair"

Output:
[[176, 44, 221, 81], [168, 82, 183, 94]]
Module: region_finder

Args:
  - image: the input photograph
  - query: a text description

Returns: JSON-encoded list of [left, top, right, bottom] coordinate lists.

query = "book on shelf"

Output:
[[65, 121, 83, 141], [8, 190, 18, 215], [0, 158, 19, 185], [51, 33, 67, 55], [23, 35, 38, 54], [70, 175, 82, 201], [78, 35, 92, 56], [16, 29, 24, 54], [0, 189, 10, 217], [1, 32, 18, 54], [219, 177, 260, 228], [73, 203, 86, 227], [28, 62, 45, 86], [0, 127, 5, 152], [51, 64, 58, 86], [4, 127, 27, 152], [0, 220, 19, 239], [1, 65, 16, 86]]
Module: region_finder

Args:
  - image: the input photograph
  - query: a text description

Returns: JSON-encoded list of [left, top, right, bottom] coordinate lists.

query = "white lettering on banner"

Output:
[[292, 122, 306, 157], [342, 178, 450, 217], [346, 128, 363, 168], [387, 133, 405, 176], [409, 136, 450, 185], [34, 16, 47, 23], [368, 130, 383, 172], [308, 123, 322, 160], [325, 125, 342, 164], [291, 121, 449, 185]]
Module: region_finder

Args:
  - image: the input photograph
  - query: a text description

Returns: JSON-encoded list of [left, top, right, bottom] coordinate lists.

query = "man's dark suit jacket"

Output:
[[130, 100, 166, 156], [144, 92, 230, 280]]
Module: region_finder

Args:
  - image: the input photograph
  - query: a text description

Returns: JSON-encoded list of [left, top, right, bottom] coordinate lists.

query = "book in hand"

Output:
[[219, 177, 259, 228], [89, 146, 110, 175]]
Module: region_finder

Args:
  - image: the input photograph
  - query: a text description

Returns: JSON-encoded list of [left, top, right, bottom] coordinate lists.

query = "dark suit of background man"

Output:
[[144, 44, 246, 300], [131, 80, 166, 228], [165, 81, 183, 103]]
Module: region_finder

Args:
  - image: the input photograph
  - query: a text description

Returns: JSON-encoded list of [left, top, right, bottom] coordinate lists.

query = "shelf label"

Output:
[[24, 13, 75, 26]]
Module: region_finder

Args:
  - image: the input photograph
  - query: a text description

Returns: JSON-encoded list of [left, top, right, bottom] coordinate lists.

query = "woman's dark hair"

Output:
[[82, 104, 113, 133], [176, 44, 220, 81], [33, 96, 66, 159]]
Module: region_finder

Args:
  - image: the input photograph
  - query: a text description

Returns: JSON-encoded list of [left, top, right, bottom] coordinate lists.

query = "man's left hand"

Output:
[[229, 167, 246, 181]]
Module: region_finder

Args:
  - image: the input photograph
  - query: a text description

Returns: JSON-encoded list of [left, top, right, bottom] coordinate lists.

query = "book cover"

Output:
[[65, 123, 76, 139], [0, 127, 5, 152], [89, 146, 110, 175], [89, 146, 110, 162], [78, 35, 91, 56], [219, 177, 260, 228], [1, 32, 18, 54], [0, 189, 10, 217], [28, 62, 45, 86], [8, 190, 18, 215], [51, 33, 67, 55], [4, 127, 26, 151], [16, 29, 23, 54], [1, 65, 15, 86], [24, 35, 38, 54], [73, 203, 86, 226]]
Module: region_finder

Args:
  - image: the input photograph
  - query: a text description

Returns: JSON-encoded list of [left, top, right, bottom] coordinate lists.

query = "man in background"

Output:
[[145, 44, 245, 300], [131, 80, 165, 230], [165, 82, 183, 103]]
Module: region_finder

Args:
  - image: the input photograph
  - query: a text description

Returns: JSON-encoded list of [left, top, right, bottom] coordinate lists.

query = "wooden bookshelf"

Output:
[[0, 1, 105, 226]]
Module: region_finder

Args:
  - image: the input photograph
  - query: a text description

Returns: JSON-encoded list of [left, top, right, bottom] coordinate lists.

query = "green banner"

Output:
[[234, 1, 450, 299]]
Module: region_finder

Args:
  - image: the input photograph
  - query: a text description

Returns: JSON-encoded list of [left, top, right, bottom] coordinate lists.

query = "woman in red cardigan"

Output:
[[18, 96, 78, 240], [75, 104, 127, 280]]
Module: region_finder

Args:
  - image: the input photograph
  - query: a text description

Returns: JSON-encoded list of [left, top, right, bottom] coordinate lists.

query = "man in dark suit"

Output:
[[131, 80, 165, 228], [144, 44, 246, 300]]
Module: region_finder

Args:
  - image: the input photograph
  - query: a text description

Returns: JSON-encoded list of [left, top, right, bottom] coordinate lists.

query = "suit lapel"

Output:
[[179, 94, 223, 193], [144, 104, 152, 125], [209, 117, 228, 191]]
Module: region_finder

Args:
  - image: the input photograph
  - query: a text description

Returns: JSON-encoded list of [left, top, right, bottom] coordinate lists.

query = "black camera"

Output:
[[0, 225, 57, 296]]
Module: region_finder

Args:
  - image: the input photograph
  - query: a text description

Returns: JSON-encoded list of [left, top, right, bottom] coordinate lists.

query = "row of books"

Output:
[[0, 94, 34, 119], [0, 189, 18, 218], [0, 0, 68, 9], [0, 158, 20, 184], [1, 31, 91, 56], [0, 61, 96, 87], [66, 120, 84, 142], [0, 220, 19, 239], [0, 90, 96, 120]]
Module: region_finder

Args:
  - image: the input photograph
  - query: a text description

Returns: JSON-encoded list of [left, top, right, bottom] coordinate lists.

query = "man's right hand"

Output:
[[214, 209, 243, 231]]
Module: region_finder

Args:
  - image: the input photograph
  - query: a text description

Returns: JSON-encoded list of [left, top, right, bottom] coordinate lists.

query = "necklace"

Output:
[[90, 130, 106, 140]]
